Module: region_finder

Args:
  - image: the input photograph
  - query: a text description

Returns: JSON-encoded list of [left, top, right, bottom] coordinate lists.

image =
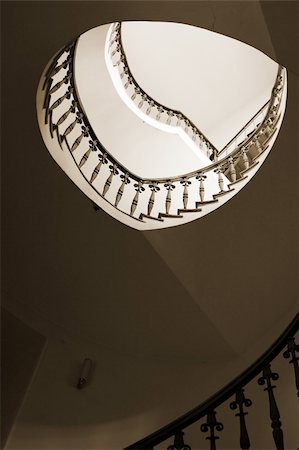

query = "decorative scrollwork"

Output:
[[201, 410, 223, 450], [230, 388, 252, 450]]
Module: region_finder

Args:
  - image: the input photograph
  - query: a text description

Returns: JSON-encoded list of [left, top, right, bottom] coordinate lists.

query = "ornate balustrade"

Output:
[[107, 22, 218, 161], [218, 99, 271, 159], [41, 39, 285, 228], [124, 315, 299, 450]]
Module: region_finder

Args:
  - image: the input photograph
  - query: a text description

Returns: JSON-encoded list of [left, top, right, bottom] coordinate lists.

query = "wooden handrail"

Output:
[[124, 314, 299, 449]]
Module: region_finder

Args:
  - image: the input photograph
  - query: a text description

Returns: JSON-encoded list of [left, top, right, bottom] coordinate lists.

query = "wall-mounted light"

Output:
[[77, 358, 93, 389]]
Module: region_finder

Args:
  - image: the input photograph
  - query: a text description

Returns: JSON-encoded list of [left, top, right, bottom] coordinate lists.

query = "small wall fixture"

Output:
[[77, 358, 93, 389]]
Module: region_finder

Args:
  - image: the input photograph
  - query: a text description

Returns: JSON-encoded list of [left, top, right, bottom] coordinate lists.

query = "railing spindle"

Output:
[[148, 182, 160, 215], [180, 179, 191, 209], [130, 181, 144, 217], [283, 336, 299, 397], [167, 431, 191, 450], [241, 147, 250, 170], [230, 388, 252, 450], [90, 153, 108, 183], [258, 364, 284, 449], [115, 173, 130, 207], [102, 164, 119, 197], [200, 410, 223, 450], [228, 157, 237, 183], [196, 173, 206, 202], [214, 167, 224, 192], [164, 182, 175, 214]]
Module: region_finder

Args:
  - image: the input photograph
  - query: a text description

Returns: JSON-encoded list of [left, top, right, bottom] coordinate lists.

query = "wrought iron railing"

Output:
[[124, 314, 299, 450], [41, 37, 285, 223]]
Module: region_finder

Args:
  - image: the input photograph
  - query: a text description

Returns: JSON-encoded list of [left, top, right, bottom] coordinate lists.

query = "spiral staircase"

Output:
[[2, 3, 299, 450], [37, 22, 287, 231]]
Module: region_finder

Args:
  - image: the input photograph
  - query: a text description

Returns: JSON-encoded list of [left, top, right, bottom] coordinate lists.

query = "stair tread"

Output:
[[177, 208, 202, 214], [228, 175, 248, 187], [213, 188, 235, 199], [158, 213, 183, 219], [252, 144, 270, 162], [195, 199, 218, 207], [140, 214, 164, 222], [240, 161, 259, 176]]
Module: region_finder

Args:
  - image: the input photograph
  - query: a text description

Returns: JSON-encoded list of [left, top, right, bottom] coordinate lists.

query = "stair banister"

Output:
[[124, 314, 299, 449]]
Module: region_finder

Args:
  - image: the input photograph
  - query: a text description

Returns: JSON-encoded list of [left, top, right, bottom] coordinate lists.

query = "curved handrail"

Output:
[[124, 314, 299, 449], [109, 22, 218, 159], [41, 39, 285, 223], [43, 39, 284, 187]]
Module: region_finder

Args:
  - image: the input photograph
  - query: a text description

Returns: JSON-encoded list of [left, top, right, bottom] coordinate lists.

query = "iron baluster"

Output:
[[180, 179, 191, 209], [90, 152, 108, 183], [258, 364, 284, 449], [164, 182, 175, 214], [131, 181, 144, 216], [115, 173, 131, 207], [196, 173, 206, 202], [228, 157, 237, 183], [167, 431, 191, 450], [214, 166, 224, 192], [73, 126, 89, 155], [103, 164, 119, 197], [230, 387, 252, 449], [148, 183, 160, 216], [200, 410, 223, 450], [283, 336, 299, 397]]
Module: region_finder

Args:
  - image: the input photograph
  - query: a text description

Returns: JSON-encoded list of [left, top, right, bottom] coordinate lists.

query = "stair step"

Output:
[[240, 161, 259, 176], [139, 214, 164, 222], [228, 175, 248, 188], [213, 188, 235, 199], [177, 208, 202, 214], [195, 199, 218, 208], [258, 126, 278, 147], [158, 213, 183, 219], [252, 144, 269, 162]]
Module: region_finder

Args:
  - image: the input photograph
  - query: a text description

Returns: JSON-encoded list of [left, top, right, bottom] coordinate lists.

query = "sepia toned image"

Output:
[[1, 1, 299, 449]]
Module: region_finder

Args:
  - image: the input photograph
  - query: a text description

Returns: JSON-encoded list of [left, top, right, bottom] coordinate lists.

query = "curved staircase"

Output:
[[37, 24, 287, 231], [124, 315, 299, 449]]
